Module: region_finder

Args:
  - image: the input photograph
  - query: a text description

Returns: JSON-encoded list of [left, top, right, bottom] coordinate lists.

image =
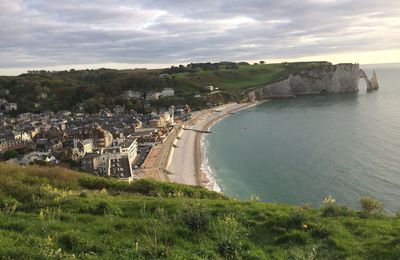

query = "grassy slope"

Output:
[[172, 62, 332, 95], [173, 64, 286, 95], [0, 163, 399, 259]]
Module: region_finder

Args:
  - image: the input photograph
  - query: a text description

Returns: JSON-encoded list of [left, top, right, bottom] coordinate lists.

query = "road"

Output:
[[140, 127, 178, 182]]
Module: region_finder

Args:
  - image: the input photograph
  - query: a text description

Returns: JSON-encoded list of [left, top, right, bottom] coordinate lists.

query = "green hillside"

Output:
[[1, 163, 399, 259], [0, 61, 333, 113], [173, 64, 286, 95]]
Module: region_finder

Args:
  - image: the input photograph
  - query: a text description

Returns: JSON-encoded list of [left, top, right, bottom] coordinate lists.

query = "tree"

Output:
[[3, 150, 19, 160], [259, 60, 265, 64]]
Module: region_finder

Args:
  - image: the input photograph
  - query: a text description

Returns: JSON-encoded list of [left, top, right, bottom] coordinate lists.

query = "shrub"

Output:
[[321, 204, 352, 217], [92, 201, 122, 216], [57, 232, 82, 252], [290, 211, 307, 229], [275, 230, 310, 245], [181, 205, 211, 232], [360, 197, 384, 214], [3, 150, 19, 160], [217, 239, 242, 260], [321, 196, 352, 217], [0, 197, 21, 214]]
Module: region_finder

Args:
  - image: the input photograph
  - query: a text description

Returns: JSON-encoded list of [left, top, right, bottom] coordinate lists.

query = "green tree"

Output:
[[3, 150, 19, 160]]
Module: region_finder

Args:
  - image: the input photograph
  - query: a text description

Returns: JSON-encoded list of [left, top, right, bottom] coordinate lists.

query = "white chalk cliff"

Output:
[[245, 63, 379, 100]]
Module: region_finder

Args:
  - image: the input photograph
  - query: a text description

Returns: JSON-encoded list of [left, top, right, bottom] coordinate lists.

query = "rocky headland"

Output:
[[244, 63, 379, 100]]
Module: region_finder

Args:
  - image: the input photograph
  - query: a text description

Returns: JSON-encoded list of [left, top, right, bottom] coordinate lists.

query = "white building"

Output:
[[161, 88, 174, 97], [204, 85, 214, 91], [96, 138, 138, 177], [5, 103, 17, 111], [12, 131, 32, 141], [124, 90, 143, 99]]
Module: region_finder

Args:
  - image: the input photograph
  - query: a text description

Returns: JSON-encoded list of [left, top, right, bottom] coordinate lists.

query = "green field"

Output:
[[1, 163, 399, 259], [173, 64, 287, 95]]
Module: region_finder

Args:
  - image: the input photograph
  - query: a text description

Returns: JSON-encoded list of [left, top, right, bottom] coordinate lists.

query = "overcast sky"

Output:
[[1, 0, 400, 75]]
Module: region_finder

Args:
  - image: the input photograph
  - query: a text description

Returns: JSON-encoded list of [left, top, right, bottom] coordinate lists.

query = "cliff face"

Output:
[[245, 63, 378, 100]]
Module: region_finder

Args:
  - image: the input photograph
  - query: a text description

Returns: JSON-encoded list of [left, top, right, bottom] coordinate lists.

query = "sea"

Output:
[[203, 63, 400, 212]]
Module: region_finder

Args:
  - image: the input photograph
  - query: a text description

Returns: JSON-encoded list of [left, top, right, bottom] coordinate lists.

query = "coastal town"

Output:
[[0, 83, 252, 187]]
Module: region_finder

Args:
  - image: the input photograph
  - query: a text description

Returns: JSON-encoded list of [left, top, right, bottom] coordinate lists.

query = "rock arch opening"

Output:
[[359, 69, 379, 92]]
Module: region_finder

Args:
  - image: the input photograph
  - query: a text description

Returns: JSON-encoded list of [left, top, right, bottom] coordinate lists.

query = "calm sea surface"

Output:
[[206, 65, 400, 212]]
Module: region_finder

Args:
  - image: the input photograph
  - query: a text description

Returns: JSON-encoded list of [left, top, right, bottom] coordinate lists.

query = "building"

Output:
[[204, 85, 214, 91], [113, 105, 125, 114], [74, 139, 93, 154], [5, 103, 17, 111], [82, 138, 138, 181], [36, 92, 48, 100], [0, 139, 27, 152], [161, 88, 174, 97], [68, 125, 113, 148], [145, 91, 161, 101], [124, 90, 143, 99]]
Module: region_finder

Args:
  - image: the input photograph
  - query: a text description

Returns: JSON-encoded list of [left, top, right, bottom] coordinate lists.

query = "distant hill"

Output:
[[0, 163, 399, 258], [0, 61, 335, 113]]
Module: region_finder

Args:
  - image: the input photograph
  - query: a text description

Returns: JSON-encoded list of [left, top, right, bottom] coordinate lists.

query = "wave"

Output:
[[200, 132, 222, 192]]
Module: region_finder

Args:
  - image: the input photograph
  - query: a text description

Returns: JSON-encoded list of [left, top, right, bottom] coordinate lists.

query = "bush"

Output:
[[181, 205, 211, 232], [57, 232, 82, 252], [92, 201, 122, 216], [0, 197, 21, 214], [360, 197, 384, 214], [3, 150, 18, 160], [321, 204, 352, 217], [275, 230, 310, 245], [217, 240, 242, 260], [290, 211, 307, 229], [321, 195, 352, 217]]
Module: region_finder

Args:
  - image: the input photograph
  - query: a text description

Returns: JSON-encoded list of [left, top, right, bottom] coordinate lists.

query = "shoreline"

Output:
[[166, 101, 264, 190], [196, 101, 264, 190]]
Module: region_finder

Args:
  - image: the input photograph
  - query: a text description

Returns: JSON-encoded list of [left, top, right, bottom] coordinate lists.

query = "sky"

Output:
[[1, 0, 400, 75]]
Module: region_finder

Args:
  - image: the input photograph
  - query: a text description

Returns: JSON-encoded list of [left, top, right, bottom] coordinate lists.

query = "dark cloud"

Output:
[[0, 0, 399, 69]]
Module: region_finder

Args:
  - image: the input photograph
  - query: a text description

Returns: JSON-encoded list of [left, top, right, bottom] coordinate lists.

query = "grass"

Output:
[[173, 64, 287, 95], [0, 163, 399, 259]]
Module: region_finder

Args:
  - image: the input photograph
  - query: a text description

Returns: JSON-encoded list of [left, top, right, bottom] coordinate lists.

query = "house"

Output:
[[5, 103, 17, 111], [145, 91, 161, 101], [148, 113, 172, 128], [161, 88, 174, 98], [193, 92, 201, 98], [12, 131, 32, 141], [68, 125, 113, 148], [204, 85, 214, 91], [159, 73, 170, 78], [124, 90, 143, 99], [113, 105, 125, 114], [74, 139, 93, 154], [36, 92, 48, 100]]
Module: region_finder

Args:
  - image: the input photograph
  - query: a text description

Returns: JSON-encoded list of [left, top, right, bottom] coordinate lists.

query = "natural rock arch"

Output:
[[359, 69, 379, 92]]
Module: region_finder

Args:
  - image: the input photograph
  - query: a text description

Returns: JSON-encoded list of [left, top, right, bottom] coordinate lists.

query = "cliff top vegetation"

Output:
[[0, 163, 399, 259]]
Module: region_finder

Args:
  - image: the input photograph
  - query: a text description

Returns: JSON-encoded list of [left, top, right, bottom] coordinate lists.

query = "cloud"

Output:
[[0, 0, 400, 71]]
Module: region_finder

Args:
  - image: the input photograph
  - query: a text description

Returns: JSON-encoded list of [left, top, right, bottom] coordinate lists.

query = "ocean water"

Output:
[[205, 64, 400, 212]]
